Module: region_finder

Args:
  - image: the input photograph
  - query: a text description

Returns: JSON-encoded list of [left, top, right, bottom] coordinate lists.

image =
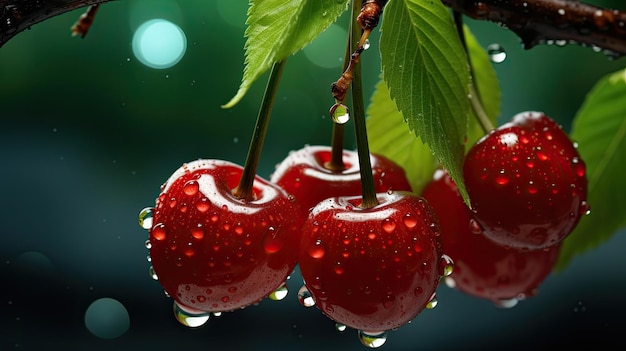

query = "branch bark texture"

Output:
[[443, 0, 626, 58], [1, 0, 625, 58]]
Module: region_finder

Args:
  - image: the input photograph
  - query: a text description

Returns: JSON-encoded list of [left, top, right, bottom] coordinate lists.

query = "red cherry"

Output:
[[463, 111, 588, 250], [422, 169, 560, 306], [298, 191, 446, 334], [270, 145, 412, 214], [147, 159, 303, 315]]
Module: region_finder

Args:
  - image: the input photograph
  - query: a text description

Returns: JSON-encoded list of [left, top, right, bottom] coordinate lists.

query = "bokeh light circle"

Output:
[[84, 297, 130, 339], [132, 19, 187, 69]]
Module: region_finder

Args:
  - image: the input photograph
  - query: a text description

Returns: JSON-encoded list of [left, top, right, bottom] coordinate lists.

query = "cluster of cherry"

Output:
[[137, 110, 587, 347]]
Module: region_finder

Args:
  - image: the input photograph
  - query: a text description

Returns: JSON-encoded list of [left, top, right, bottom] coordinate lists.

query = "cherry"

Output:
[[298, 191, 448, 335], [463, 111, 588, 250], [270, 145, 412, 214], [422, 169, 560, 306], [146, 159, 303, 315]]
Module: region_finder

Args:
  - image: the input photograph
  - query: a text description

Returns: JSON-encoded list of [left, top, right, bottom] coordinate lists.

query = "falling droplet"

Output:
[[487, 43, 506, 63], [358, 330, 388, 348], [335, 323, 347, 332], [426, 293, 438, 309], [330, 103, 350, 124], [173, 301, 210, 328], [297, 285, 315, 307], [138, 207, 154, 229], [494, 297, 519, 309], [439, 254, 454, 277], [268, 283, 289, 301], [148, 266, 158, 280]]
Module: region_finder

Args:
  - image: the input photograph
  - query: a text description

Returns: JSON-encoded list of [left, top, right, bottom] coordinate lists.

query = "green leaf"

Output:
[[222, 0, 349, 108], [367, 79, 438, 195], [378, 0, 471, 199], [555, 68, 626, 271], [367, 26, 498, 195]]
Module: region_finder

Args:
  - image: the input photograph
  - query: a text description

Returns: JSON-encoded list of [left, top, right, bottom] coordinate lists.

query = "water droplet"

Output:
[[487, 43, 506, 63], [469, 219, 483, 234], [138, 207, 154, 229], [152, 223, 167, 241], [263, 227, 283, 254], [148, 266, 158, 280], [358, 330, 388, 348], [494, 297, 519, 308], [440, 254, 454, 277], [426, 293, 438, 309], [403, 213, 418, 228], [297, 285, 315, 307], [183, 180, 199, 195], [269, 283, 288, 301], [496, 171, 509, 185], [381, 218, 396, 233], [330, 103, 350, 124], [196, 197, 210, 212], [307, 240, 326, 259], [572, 157, 586, 177], [382, 295, 395, 309], [580, 201, 591, 215], [335, 323, 347, 332], [212, 312, 222, 317], [144, 239, 152, 249], [191, 224, 205, 240], [362, 38, 371, 50], [173, 301, 210, 327]]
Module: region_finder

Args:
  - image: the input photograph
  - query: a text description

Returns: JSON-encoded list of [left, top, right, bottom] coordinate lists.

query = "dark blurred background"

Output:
[[1, 0, 625, 349]]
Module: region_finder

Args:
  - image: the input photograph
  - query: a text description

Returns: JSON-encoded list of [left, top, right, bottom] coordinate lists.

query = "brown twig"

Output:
[[442, 0, 626, 58]]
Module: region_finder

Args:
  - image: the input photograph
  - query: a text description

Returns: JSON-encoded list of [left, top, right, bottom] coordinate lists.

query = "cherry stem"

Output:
[[350, 0, 379, 209], [453, 11, 494, 134], [233, 60, 286, 201]]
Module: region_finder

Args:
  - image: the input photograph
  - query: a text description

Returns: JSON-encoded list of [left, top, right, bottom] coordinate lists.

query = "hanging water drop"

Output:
[[487, 43, 507, 63], [439, 254, 454, 277], [268, 283, 289, 301], [148, 266, 158, 280], [173, 301, 210, 327], [426, 293, 438, 309], [494, 297, 519, 309], [362, 38, 370, 50], [297, 285, 315, 307], [335, 323, 347, 332], [330, 103, 350, 124], [138, 207, 154, 229], [358, 330, 388, 348]]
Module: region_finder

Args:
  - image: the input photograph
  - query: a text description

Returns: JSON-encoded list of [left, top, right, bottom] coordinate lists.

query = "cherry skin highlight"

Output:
[[148, 159, 303, 313]]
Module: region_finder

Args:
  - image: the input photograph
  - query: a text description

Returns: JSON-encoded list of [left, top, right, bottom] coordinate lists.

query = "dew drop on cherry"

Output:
[[580, 201, 591, 215], [358, 330, 388, 348], [403, 213, 418, 229], [572, 157, 586, 177], [425, 293, 438, 309], [144, 239, 152, 249], [469, 219, 483, 234], [138, 207, 154, 229], [307, 240, 326, 259], [191, 224, 205, 240], [183, 180, 199, 196], [173, 301, 210, 328], [496, 173, 509, 185], [148, 265, 158, 280], [439, 254, 454, 277], [381, 218, 396, 233], [196, 197, 210, 212], [268, 283, 289, 301], [297, 285, 315, 307], [263, 227, 283, 254], [152, 223, 167, 241]]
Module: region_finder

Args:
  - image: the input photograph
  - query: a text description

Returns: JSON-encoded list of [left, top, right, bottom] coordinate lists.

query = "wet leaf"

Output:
[[379, 0, 471, 203], [555, 68, 626, 271], [223, 0, 349, 108], [370, 24, 497, 195]]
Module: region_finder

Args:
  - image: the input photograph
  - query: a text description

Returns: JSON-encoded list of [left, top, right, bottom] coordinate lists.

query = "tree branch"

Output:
[[442, 0, 626, 58], [1, 0, 112, 48], [1, 0, 625, 58]]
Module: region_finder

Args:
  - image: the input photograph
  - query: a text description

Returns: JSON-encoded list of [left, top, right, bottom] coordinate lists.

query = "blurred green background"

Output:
[[1, 0, 625, 349]]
